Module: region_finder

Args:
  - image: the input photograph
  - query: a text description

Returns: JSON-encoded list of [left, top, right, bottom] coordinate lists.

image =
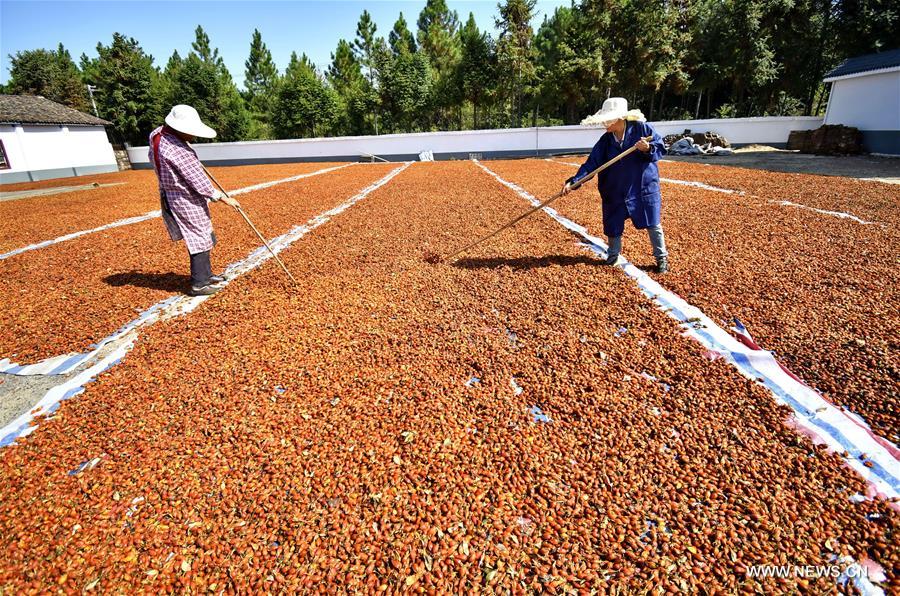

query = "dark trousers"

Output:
[[189, 251, 212, 286]]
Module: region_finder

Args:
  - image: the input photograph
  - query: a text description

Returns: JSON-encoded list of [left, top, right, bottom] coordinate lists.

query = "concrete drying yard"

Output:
[[0, 158, 897, 592]]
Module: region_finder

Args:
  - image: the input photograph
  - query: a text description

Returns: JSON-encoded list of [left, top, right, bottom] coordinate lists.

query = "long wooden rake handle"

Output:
[[444, 137, 650, 263], [200, 164, 299, 285]]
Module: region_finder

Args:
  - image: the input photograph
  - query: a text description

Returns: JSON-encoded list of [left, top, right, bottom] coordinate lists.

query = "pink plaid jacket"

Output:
[[148, 126, 217, 254]]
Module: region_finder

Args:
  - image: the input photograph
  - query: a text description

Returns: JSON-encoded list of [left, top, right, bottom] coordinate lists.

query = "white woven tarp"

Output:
[[667, 137, 734, 156]]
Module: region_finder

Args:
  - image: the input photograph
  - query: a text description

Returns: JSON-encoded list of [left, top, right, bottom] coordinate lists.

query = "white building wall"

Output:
[[0, 125, 29, 171], [825, 71, 900, 130], [823, 69, 900, 154], [128, 116, 824, 167], [0, 124, 118, 183]]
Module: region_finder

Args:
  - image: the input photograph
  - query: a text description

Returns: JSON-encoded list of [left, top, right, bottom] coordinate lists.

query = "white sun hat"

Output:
[[581, 97, 646, 127], [165, 104, 217, 139]]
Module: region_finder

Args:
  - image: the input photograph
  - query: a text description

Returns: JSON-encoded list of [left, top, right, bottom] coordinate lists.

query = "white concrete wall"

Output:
[[0, 124, 117, 178], [0, 126, 28, 171], [128, 116, 824, 166], [824, 71, 900, 130]]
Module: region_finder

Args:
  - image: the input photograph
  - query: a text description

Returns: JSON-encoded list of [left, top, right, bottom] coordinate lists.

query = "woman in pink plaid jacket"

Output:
[[149, 105, 240, 296]]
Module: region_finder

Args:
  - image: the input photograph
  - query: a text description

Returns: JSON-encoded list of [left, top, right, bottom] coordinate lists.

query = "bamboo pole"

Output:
[[200, 164, 299, 285]]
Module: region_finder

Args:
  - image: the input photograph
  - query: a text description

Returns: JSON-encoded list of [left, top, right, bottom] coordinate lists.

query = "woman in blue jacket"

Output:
[[562, 97, 669, 273]]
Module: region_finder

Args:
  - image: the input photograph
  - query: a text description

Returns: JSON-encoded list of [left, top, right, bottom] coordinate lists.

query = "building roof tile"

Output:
[[824, 48, 900, 80], [0, 94, 110, 126]]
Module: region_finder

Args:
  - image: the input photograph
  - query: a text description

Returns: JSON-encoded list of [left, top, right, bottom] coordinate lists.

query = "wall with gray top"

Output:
[[127, 116, 825, 168]]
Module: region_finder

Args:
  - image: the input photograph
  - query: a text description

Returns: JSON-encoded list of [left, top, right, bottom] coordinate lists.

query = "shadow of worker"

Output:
[[453, 254, 598, 271], [103, 271, 191, 292]]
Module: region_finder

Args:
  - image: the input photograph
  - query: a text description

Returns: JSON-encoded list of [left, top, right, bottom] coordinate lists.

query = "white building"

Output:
[[823, 48, 900, 155], [0, 94, 119, 184]]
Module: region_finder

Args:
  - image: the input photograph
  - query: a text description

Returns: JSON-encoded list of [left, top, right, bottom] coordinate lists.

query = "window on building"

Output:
[[0, 139, 9, 169]]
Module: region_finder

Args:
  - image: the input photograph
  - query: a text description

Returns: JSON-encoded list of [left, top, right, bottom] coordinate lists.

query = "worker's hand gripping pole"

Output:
[[441, 137, 650, 264], [200, 163, 299, 285]]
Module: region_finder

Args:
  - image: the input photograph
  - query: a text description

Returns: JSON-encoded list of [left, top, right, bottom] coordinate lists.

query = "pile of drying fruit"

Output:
[[0, 163, 394, 363], [510, 158, 900, 444], [658, 160, 898, 226], [0, 161, 895, 592], [0, 163, 343, 254]]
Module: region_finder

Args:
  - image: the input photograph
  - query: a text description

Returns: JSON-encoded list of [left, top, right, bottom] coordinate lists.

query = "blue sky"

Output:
[[0, 1, 571, 85]]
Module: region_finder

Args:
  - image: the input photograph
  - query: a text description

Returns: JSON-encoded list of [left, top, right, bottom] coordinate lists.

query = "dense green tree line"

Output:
[[3, 0, 895, 145]]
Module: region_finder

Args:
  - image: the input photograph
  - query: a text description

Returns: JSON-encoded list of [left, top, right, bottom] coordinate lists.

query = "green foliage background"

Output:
[[4, 0, 895, 144]]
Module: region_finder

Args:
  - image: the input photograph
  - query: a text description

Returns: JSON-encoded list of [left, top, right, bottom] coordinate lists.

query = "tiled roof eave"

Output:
[[0, 119, 110, 126], [0, 94, 112, 126]]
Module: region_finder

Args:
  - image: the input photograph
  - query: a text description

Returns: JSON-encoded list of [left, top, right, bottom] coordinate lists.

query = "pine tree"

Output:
[[156, 51, 183, 110], [79, 52, 100, 88], [456, 13, 496, 128], [836, 0, 898, 57], [764, 0, 837, 116], [328, 40, 364, 95], [243, 29, 280, 138], [273, 52, 340, 138], [389, 13, 417, 56], [705, 0, 782, 116], [191, 25, 220, 65], [52, 44, 90, 110], [416, 0, 460, 71], [375, 42, 433, 133], [495, 0, 537, 127], [328, 39, 374, 135], [615, 0, 691, 119], [353, 10, 378, 85], [417, 0, 461, 128], [89, 33, 162, 145], [166, 26, 250, 141]]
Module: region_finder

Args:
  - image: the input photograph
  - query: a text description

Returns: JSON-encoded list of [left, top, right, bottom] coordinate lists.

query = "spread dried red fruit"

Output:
[[657, 160, 899, 226], [0, 161, 896, 593], [422, 250, 442, 264], [0, 163, 346, 254], [0, 164, 395, 363], [490, 158, 900, 443]]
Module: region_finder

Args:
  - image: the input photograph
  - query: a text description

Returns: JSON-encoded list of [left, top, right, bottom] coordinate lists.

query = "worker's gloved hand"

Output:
[[220, 194, 240, 209], [209, 189, 224, 202], [561, 176, 576, 195]]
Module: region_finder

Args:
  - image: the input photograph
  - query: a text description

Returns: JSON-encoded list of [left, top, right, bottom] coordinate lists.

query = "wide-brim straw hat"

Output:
[[165, 104, 217, 138], [581, 97, 645, 127]]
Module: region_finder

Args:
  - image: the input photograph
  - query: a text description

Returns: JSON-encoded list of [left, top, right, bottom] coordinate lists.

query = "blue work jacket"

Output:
[[568, 121, 665, 237]]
